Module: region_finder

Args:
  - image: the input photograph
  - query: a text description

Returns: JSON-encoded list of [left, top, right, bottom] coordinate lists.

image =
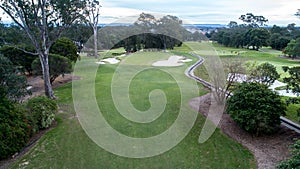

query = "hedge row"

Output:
[[0, 96, 57, 160]]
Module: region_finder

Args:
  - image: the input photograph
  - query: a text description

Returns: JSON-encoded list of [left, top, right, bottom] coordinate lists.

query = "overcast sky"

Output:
[[99, 0, 300, 25], [1, 0, 300, 26]]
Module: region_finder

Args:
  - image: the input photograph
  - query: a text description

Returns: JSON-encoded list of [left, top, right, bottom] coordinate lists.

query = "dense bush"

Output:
[[227, 82, 286, 135], [0, 45, 37, 74], [0, 95, 31, 160], [50, 37, 79, 63], [277, 139, 300, 169], [0, 54, 29, 101], [32, 54, 73, 84], [26, 96, 58, 132]]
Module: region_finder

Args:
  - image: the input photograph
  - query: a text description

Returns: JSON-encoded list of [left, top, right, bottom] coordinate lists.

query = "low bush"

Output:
[[277, 139, 300, 168], [26, 96, 58, 132], [0, 96, 31, 160]]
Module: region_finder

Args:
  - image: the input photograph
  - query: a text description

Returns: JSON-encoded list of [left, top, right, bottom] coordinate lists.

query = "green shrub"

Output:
[[0, 54, 29, 101], [277, 139, 300, 169], [0, 96, 31, 160], [32, 54, 73, 84], [227, 82, 286, 135], [26, 96, 58, 131], [0, 45, 37, 74], [50, 37, 79, 63]]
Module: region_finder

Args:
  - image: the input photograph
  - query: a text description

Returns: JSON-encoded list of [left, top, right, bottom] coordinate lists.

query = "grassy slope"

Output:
[[11, 48, 255, 169]]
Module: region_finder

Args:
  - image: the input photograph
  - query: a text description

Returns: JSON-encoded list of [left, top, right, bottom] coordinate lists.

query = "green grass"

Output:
[[286, 103, 300, 123], [210, 42, 300, 78], [10, 49, 255, 169], [191, 41, 300, 123]]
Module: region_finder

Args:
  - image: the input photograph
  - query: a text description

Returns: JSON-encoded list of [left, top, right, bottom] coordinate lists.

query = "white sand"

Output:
[[180, 59, 193, 63], [95, 61, 106, 65], [152, 55, 191, 67], [96, 58, 120, 65]]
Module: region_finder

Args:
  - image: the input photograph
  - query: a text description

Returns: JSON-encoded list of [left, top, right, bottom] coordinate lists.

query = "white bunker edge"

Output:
[[228, 73, 298, 97], [152, 55, 192, 67], [96, 58, 121, 65]]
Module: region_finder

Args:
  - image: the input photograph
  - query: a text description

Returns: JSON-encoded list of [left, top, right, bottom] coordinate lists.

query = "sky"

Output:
[[1, 0, 300, 26], [99, 0, 300, 25]]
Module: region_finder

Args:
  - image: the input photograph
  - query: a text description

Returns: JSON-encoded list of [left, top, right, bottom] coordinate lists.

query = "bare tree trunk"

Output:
[[93, 27, 98, 59], [39, 52, 54, 99]]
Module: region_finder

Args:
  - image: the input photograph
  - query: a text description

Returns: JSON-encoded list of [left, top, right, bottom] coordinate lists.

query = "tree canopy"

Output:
[[32, 54, 73, 84], [227, 82, 286, 135], [283, 66, 300, 96], [0, 54, 28, 101], [0, 0, 87, 98], [50, 37, 79, 63], [239, 13, 268, 27]]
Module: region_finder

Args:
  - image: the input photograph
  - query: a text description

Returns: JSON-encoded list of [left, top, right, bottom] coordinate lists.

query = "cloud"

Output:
[[101, 0, 300, 25], [1, 0, 299, 25]]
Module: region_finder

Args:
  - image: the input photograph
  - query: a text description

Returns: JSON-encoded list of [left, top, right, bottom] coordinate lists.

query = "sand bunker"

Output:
[[152, 55, 192, 67], [96, 58, 120, 65]]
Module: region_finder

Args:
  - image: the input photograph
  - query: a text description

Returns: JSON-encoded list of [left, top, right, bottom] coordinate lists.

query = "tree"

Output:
[[0, 24, 31, 46], [0, 54, 28, 101], [239, 13, 268, 27], [0, 45, 37, 74], [60, 24, 93, 51], [227, 82, 286, 135], [32, 54, 73, 84], [228, 21, 238, 28], [84, 0, 101, 58], [247, 62, 280, 86], [244, 28, 270, 50], [0, 0, 87, 99], [283, 66, 300, 96], [283, 38, 300, 58], [50, 37, 79, 63], [269, 33, 290, 50], [223, 58, 246, 99]]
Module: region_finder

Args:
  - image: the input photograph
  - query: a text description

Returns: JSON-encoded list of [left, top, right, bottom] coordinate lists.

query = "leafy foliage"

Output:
[[32, 54, 73, 84], [0, 24, 31, 46], [239, 13, 268, 27], [26, 96, 58, 131], [283, 38, 300, 58], [283, 66, 300, 96], [0, 54, 28, 101], [0, 0, 88, 98], [270, 33, 291, 50], [227, 82, 286, 135], [277, 139, 300, 169], [88, 13, 203, 51], [0, 95, 31, 160], [50, 37, 79, 63], [244, 28, 270, 50], [248, 62, 280, 86], [0, 45, 37, 74]]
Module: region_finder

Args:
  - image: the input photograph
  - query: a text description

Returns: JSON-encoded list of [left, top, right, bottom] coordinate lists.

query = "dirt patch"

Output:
[[23, 74, 80, 100], [189, 93, 300, 169]]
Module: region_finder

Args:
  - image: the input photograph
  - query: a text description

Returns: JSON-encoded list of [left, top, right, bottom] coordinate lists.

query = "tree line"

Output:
[[83, 13, 206, 53], [210, 13, 300, 57]]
